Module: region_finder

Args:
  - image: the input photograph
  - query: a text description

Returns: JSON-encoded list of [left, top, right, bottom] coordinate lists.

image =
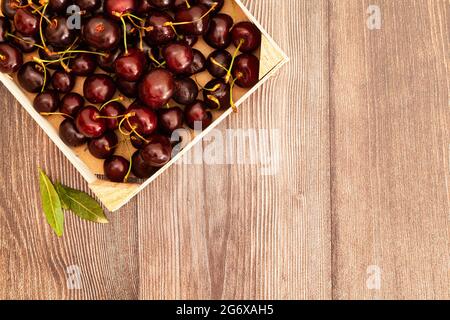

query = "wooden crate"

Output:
[[0, 0, 289, 211]]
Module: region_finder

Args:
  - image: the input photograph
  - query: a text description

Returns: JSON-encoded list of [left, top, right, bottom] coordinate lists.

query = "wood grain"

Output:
[[0, 0, 449, 300], [330, 0, 450, 299]]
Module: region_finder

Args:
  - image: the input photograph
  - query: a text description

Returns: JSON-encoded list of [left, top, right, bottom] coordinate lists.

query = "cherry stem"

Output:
[[148, 50, 166, 68], [185, 0, 191, 9], [99, 96, 124, 110], [5, 32, 46, 50], [123, 139, 133, 183], [230, 75, 240, 113], [119, 16, 129, 55], [32, 57, 47, 93], [165, 2, 218, 27], [210, 57, 229, 73], [207, 94, 221, 110], [39, 3, 49, 53], [225, 39, 244, 83]]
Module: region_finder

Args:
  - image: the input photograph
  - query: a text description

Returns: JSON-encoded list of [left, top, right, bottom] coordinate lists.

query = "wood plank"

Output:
[[136, 0, 331, 299], [330, 0, 450, 299]]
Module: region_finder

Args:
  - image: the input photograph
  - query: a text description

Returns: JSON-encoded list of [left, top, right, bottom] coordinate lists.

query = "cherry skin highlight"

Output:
[[75, 106, 107, 138]]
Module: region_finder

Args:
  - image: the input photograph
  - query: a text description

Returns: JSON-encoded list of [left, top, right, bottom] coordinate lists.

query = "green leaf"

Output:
[[39, 169, 64, 237], [58, 184, 108, 224], [55, 182, 70, 210]]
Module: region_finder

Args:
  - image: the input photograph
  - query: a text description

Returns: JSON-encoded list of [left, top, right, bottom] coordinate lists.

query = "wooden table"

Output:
[[0, 0, 448, 300]]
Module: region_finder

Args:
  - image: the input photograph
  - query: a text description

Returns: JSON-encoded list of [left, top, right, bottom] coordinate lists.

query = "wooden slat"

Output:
[[330, 0, 450, 299]]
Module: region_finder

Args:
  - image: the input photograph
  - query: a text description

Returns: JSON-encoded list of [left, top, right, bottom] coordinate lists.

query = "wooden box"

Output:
[[0, 0, 289, 211]]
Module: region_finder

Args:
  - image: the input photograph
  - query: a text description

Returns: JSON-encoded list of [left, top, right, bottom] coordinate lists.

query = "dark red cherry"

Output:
[[59, 118, 87, 147], [45, 16, 77, 49], [131, 151, 156, 179], [2, 0, 24, 19], [232, 53, 260, 88], [100, 101, 126, 130], [33, 90, 60, 113], [130, 133, 150, 149], [141, 134, 172, 167], [70, 53, 97, 76], [163, 42, 193, 74], [14, 8, 38, 37], [231, 21, 261, 53], [48, 0, 70, 13], [184, 100, 212, 129], [203, 13, 233, 49], [0, 43, 22, 73], [60, 92, 84, 117], [114, 48, 147, 82], [203, 78, 230, 110], [206, 49, 231, 78], [158, 106, 184, 134], [75, 106, 107, 138], [174, 5, 211, 36], [185, 48, 206, 75], [51, 70, 75, 94], [116, 78, 139, 98], [174, 0, 193, 10], [0, 17, 11, 42], [125, 102, 158, 136], [10, 31, 37, 53], [145, 11, 176, 46], [197, 0, 224, 14], [173, 77, 198, 105], [97, 47, 122, 73], [104, 0, 137, 19], [83, 74, 116, 104], [137, 0, 153, 16], [178, 34, 198, 47], [104, 155, 130, 182], [82, 16, 121, 50], [149, 0, 174, 10], [17, 61, 46, 93], [75, 0, 102, 11], [138, 69, 175, 109], [88, 131, 118, 159]]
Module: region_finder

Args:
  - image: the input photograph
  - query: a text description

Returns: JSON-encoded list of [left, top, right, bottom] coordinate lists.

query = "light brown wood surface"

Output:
[[0, 0, 448, 300]]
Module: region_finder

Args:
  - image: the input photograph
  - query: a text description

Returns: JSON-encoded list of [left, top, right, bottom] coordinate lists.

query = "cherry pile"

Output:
[[0, 0, 261, 183]]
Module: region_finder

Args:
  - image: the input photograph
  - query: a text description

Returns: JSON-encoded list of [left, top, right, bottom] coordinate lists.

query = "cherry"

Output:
[[48, 0, 70, 14], [131, 150, 156, 179], [70, 53, 97, 76], [206, 49, 231, 78], [104, 0, 137, 19], [0, 17, 11, 42], [0, 43, 22, 73], [141, 134, 172, 167], [138, 69, 175, 109], [59, 118, 87, 147], [184, 100, 212, 129], [97, 47, 122, 73], [75, 105, 107, 138], [203, 78, 230, 110], [33, 90, 60, 113], [116, 78, 139, 98], [83, 74, 116, 104], [104, 155, 130, 182], [163, 42, 193, 74], [232, 53, 259, 88], [2, 0, 24, 19], [88, 131, 118, 159], [82, 16, 121, 51], [114, 48, 147, 82], [125, 102, 158, 136], [174, 5, 211, 36], [45, 16, 77, 49], [174, 0, 192, 10], [51, 70, 75, 94], [231, 21, 261, 53], [173, 77, 198, 105], [178, 34, 198, 47], [145, 11, 176, 45], [185, 48, 206, 75], [130, 133, 150, 149], [158, 106, 184, 134], [10, 31, 38, 53], [60, 92, 85, 117], [38, 45, 62, 70], [197, 0, 224, 14], [14, 8, 38, 37], [100, 100, 126, 130], [17, 61, 46, 93], [203, 13, 233, 49], [137, 0, 153, 16], [149, 0, 175, 10], [75, 0, 102, 12]]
